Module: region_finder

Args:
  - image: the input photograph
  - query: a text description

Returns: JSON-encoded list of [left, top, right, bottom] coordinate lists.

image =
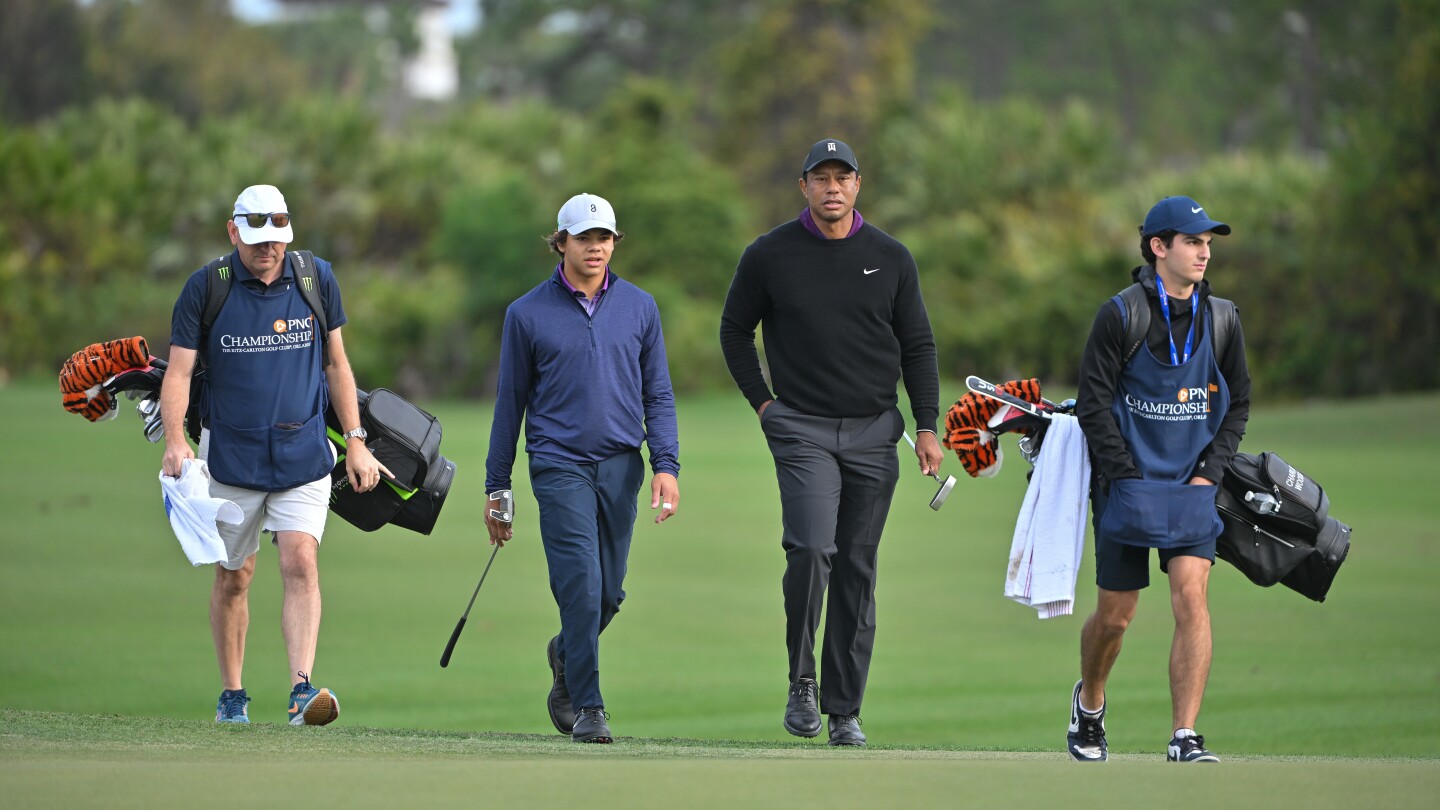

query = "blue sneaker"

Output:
[[1066, 680, 1107, 762], [216, 688, 250, 724], [287, 672, 339, 726], [1168, 733, 1220, 763]]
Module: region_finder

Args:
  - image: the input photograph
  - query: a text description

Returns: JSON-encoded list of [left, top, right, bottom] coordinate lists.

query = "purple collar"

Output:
[[555, 263, 610, 298], [800, 208, 864, 239]]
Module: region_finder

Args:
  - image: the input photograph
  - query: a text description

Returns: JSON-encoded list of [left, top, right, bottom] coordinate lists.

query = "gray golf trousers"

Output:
[[760, 400, 902, 717]]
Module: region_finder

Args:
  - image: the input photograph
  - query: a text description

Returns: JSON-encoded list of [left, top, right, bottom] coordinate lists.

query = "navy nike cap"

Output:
[[1142, 196, 1231, 236]]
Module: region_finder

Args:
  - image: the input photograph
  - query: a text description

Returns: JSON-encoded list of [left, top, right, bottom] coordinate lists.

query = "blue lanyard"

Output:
[[1154, 276, 1197, 365]]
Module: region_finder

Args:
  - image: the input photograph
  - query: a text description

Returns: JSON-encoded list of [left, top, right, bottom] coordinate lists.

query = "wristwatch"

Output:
[[342, 426, 368, 442]]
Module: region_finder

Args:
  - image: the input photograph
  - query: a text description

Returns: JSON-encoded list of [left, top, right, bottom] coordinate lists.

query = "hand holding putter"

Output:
[[903, 432, 956, 510]]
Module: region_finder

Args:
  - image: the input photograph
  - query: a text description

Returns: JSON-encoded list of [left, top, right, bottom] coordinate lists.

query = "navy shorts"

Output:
[[1093, 533, 1214, 591], [1091, 484, 1215, 591]]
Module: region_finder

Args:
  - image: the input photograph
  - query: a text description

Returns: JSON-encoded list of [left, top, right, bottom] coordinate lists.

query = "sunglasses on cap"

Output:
[[234, 212, 291, 229]]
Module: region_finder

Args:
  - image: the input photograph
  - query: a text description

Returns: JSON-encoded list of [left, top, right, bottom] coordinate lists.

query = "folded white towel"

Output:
[[159, 459, 243, 566], [1004, 415, 1091, 618]]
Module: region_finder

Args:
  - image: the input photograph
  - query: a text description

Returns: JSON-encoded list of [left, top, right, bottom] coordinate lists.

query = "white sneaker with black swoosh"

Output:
[[1066, 680, 1107, 762]]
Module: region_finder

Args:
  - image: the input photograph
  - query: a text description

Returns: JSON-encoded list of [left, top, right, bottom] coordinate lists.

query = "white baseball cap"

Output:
[[232, 184, 294, 245], [557, 193, 617, 235]]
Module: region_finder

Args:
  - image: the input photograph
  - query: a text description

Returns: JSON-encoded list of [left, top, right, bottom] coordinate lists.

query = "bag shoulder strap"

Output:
[[198, 255, 234, 366], [287, 250, 331, 363], [1112, 283, 1149, 365], [1208, 294, 1237, 360]]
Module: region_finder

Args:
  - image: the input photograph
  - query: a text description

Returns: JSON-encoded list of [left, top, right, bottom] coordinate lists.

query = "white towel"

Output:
[[159, 459, 243, 566], [1004, 415, 1091, 618]]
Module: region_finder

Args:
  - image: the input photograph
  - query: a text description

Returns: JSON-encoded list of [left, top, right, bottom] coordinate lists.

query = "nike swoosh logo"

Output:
[[1191, 207, 1203, 213], [288, 702, 299, 715], [863, 268, 879, 274]]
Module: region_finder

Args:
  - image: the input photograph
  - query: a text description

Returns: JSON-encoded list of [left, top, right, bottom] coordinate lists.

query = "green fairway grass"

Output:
[[2, 381, 1438, 769], [3, 710, 1438, 810]]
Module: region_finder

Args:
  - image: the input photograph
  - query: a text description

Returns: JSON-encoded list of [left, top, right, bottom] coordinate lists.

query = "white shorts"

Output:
[[201, 428, 333, 570]]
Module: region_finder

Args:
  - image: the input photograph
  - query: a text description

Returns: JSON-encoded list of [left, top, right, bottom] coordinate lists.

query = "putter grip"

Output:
[[439, 617, 466, 668]]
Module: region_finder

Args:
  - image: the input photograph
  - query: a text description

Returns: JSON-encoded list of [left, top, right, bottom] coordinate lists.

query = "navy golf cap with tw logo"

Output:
[[802, 139, 860, 175], [1142, 196, 1231, 237]]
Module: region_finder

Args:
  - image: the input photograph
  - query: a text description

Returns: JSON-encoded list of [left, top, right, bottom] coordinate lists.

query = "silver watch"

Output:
[[342, 426, 368, 442]]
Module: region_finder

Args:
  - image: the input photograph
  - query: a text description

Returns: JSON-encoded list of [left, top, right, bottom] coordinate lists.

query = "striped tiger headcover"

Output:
[[59, 336, 150, 422], [941, 378, 1044, 478]]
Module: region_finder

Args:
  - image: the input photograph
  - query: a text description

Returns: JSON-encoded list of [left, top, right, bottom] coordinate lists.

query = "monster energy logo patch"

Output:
[[218, 265, 231, 281], [301, 277, 314, 292]]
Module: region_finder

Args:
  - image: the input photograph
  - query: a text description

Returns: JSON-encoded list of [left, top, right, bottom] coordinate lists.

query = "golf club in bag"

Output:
[[902, 432, 957, 510], [439, 490, 512, 668]]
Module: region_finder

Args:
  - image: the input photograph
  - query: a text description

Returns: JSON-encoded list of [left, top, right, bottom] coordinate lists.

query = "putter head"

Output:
[[929, 475, 957, 511], [486, 489, 514, 524]]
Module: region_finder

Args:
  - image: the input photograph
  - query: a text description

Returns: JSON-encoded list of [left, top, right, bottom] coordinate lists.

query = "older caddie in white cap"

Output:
[[232, 184, 294, 244]]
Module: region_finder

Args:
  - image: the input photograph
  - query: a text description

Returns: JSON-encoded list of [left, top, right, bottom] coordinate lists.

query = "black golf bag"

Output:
[[324, 388, 456, 536], [1215, 451, 1351, 602]]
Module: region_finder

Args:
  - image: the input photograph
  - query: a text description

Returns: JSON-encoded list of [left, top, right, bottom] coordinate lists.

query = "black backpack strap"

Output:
[[1208, 294, 1237, 359], [197, 254, 234, 362], [287, 250, 331, 365], [1113, 283, 1149, 365]]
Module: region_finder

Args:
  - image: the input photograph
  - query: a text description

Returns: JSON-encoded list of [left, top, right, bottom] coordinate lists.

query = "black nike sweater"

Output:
[[719, 218, 939, 431]]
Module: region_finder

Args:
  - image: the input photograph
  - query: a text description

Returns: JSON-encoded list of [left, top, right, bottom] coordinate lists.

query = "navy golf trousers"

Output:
[[530, 450, 644, 711]]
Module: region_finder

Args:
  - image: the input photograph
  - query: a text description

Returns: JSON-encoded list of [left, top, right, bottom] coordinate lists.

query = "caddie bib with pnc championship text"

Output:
[[202, 258, 332, 492], [1099, 299, 1230, 548]]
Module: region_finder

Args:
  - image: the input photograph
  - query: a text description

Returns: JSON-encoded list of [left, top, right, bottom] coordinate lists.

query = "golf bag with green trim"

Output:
[[324, 388, 455, 536]]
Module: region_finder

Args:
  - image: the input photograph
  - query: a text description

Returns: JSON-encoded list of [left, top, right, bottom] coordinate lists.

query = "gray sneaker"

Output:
[[572, 706, 613, 744], [546, 635, 575, 735], [827, 714, 866, 747], [784, 678, 821, 738]]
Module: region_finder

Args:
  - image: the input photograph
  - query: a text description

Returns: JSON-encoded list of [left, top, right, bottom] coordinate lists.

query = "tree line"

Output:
[[1, 0, 1435, 399]]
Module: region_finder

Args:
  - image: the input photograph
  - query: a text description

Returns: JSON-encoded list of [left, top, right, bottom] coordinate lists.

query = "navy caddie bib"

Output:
[[202, 256, 332, 491], [1097, 300, 1230, 548]]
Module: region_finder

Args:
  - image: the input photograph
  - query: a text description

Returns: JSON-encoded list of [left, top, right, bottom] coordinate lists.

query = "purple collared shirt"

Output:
[[800, 207, 865, 239], [555, 263, 609, 315]]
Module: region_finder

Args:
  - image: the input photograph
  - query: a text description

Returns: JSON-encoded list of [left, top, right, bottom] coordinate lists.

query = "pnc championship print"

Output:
[[219, 315, 315, 353], [1123, 382, 1220, 422]]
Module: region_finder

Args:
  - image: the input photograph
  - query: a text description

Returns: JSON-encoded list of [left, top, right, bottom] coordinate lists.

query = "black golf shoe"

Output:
[[547, 635, 575, 735], [572, 707, 613, 744], [827, 714, 866, 747], [784, 678, 821, 738]]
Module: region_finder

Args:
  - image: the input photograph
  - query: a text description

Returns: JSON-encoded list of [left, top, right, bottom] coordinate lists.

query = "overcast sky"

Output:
[[229, 0, 480, 34]]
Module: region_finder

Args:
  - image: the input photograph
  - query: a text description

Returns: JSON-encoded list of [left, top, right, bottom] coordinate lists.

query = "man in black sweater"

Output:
[[720, 138, 942, 747]]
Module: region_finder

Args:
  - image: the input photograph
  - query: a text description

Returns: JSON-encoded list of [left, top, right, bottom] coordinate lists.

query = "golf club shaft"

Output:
[[439, 542, 501, 668]]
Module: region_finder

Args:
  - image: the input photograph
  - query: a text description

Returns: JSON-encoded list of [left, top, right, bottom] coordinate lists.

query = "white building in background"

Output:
[[272, 0, 458, 101], [403, 1, 458, 100]]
